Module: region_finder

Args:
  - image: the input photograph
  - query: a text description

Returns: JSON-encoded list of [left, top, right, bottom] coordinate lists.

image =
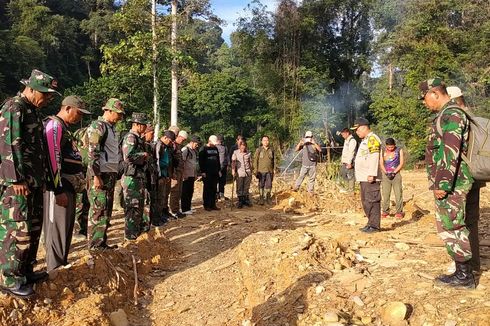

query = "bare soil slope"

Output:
[[0, 170, 489, 326]]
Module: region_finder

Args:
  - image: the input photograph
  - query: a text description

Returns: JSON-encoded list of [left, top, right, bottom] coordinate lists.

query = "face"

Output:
[[30, 89, 54, 108], [145, 131, 154, 142], [176, 136, 186, 144], [161, 136, 173, 145], [261, 137, 269, 147], [105, 110, 124, 124], [355, 125, 369, 139], [386, 144, 396, 151], [239, 143, 247, 152], [341, 131, 350, 139], [137, 123, 147, 134], [65, 106, 84, 125], [422, 90, 440, 112], [191, 141, 199, 150]]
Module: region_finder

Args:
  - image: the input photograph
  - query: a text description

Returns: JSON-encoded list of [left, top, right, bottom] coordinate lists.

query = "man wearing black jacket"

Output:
[[199, 135, 221, 211]]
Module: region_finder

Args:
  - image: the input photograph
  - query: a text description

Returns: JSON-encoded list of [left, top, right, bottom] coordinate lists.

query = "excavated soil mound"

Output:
[[0, 229, 175, 326]]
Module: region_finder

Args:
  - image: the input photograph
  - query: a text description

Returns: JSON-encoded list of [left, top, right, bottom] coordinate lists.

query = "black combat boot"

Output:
[[436, 261, 475, 289], [244, 196, 252, 207], [258, 189, 265, 205], [237, 196, 244, 209], [0, 283, 34, 298]]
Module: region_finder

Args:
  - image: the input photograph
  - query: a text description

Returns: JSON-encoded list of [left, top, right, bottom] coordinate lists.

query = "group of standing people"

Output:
[[0, 69, 278, 298]]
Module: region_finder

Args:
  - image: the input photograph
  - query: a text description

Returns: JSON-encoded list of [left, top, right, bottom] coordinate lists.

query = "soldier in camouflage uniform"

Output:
[[121, 113, 150, 240], [0, 69, 60, 297], [87, 98, 124, 250], [420, 78, 475, 288]]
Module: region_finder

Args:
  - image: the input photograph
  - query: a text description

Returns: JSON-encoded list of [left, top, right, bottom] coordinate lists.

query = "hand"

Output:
[[218, 171, 222, 178], [346, 164, 352, 169], [434, 189, 447, 199], [367, 176, 375, 183], [12, 182, 30, 196], [55, 193, 69, 207], [93, 176, 103, 190]]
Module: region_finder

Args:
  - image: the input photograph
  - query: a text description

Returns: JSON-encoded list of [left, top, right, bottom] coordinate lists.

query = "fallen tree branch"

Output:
[[132, 255, 138, 306]]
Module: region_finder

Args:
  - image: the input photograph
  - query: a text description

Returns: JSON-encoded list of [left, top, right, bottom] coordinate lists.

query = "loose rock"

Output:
[[381, 301, 407, 325], [109, 309, 129, 326]]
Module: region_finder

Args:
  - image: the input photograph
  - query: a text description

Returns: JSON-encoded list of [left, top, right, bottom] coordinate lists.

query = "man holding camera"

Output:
[[293, 131, 321, 194]]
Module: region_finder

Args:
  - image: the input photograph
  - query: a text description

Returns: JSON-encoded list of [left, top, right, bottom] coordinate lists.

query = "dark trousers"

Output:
[[218, 166, 227, 194], [466, 185, 481, 270], [258, 172, 273, 190], [360, 181, 381, 229], [43, 190, 76, 271], [203, 175, 218, 209], [181, 177, 195, 212]]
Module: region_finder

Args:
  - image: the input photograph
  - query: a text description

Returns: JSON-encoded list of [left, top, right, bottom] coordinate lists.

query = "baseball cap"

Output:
[[62, 95, 91, 114], [190, 135, 201, 143], [163, 130, 176, 141], [350, 117, 370, 130], [178, 130, 188, 139], [447, 86, 463, 99], [103, 98, 125, 114], [20, 69, 61, 96], [304, 131, 313, 138], [418, 77, 445, 100], [209, 135, 218, 145]]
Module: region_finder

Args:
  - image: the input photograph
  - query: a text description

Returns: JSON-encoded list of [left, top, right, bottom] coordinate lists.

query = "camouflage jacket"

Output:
[[122, 130, 147, 177], [87, 116, 118, 176], [425, 103, 473, 192], [0, 95, 46, 188]]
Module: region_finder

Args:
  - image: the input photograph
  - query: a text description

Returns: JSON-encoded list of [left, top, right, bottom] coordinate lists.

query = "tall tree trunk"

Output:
[[171, 0, 178, 126], [152, 0, 160, 140]]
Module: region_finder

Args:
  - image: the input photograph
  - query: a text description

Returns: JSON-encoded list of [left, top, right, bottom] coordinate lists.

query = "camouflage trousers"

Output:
[[75, 189, 89, 236], [122, 176, 150, 239], [88, 173, 116, 249], [0, 185, 43, 289], [435, 189, 472, 262]]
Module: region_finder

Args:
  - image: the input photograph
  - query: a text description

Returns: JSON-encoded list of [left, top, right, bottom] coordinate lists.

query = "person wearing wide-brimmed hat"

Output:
[[43, 95, 91, 273], [86, 98, 125, 250], [121, 112, 151, 240], [0, 69, 61, 297]]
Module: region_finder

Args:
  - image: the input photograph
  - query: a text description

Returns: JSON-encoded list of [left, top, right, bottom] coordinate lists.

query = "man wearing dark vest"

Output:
[[43, 96, 91, 271]]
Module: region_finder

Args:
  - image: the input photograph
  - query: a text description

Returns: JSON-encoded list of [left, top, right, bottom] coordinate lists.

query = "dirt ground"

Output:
[[0, 168, 489, 326]]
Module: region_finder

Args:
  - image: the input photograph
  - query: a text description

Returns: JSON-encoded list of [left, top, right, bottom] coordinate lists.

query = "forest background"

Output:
[[0, 0, 489, 164]]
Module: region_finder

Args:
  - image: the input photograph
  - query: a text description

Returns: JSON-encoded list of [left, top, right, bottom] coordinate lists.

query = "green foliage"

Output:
[[179, 71, 272, 147]]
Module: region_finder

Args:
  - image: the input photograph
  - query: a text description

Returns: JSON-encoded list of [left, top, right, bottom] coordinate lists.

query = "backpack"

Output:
[[73, 122, 108, 168], [305, 144, 319, 163], [118, 131, 144, 179], [436, 105, 490, 181]]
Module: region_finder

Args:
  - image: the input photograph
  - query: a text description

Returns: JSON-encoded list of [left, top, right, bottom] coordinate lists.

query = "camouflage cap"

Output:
[[20, 69, 61, 95], [128, 112, 149, 125], [62, 95, 91, 114], [350, 117, 370, 130], [418, 77, 445, 100], [103, 98, 125, 113]]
